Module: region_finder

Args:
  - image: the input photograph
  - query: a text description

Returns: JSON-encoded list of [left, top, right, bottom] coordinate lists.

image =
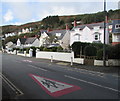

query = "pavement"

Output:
[[1, 53, 120, 100], [29, 56, 119, 76]]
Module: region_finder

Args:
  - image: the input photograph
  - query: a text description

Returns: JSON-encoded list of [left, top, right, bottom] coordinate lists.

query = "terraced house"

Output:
[[70, 20, 110, 46]]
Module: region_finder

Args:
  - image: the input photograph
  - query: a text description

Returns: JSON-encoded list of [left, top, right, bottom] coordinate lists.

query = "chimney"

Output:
[[66, 24, 69, 30], [74, 20, 77, 27], [35, 35, 38, 38], [47, 27, 50, 33], [24, 35, 26, 38]]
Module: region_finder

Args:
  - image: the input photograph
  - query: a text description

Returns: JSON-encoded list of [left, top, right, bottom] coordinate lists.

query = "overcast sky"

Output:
[[1, 0, 119, 26]]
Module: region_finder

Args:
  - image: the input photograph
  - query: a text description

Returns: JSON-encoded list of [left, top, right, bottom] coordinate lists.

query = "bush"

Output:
[[43, 48, 51, 51], [84, 45, 97, 56], [57, 46, 63, 52], [51, 47, 57, 52], [13, 48, 20, 51], [30, 46, 36, 51], [39, 46, 44, 51], [107, 44, 120, 59], [96, 49, 103, 60], [25, 48, 30, 53], [72, 42, 90, 58]]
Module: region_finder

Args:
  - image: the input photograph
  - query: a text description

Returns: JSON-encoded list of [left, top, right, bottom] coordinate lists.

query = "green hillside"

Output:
[[1, 9, 120, 36]]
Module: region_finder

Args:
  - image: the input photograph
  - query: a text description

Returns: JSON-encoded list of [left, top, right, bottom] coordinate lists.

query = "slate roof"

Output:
[[19, 38, 27, 44], [111, 19, 120, 34], [25, 37, 37, 44], [75, 22, 104, 30], [47, 30, 67, 40], [40, 30, 47, 33]]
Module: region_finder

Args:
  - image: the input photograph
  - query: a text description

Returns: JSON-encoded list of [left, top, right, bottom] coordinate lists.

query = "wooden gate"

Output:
[[80, 55, 96, 65], [84, 59, 94, 65]]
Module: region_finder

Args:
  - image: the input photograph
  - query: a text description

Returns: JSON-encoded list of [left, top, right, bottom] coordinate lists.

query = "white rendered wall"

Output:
[[36, 51, 74, 62]]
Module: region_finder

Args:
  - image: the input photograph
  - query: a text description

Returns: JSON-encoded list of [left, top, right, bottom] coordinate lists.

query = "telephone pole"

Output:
[[103, 0, 106, 66]]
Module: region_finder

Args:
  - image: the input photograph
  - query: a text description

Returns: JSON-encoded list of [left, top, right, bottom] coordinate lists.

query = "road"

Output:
[[1, 53, 120, 100]]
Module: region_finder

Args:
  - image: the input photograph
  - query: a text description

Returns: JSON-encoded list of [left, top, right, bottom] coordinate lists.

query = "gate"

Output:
[[80, 55, 96, 65], [84, 59, 94, 65], [32, 50, 36, 57]]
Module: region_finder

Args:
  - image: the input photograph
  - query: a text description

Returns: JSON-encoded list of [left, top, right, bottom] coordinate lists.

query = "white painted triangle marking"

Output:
[[29, 74, 81, 97]]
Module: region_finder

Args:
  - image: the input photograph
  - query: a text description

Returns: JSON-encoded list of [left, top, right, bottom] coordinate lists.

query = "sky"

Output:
[[1, 0, 120, 26]]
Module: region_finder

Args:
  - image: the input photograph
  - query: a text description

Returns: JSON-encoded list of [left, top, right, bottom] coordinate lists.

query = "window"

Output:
[[95, 35, 98, 40], [115, 24, 120, 29], [93, 26, 100, 31], [74, 34, 80, 40], [56, 33, 61, 37]]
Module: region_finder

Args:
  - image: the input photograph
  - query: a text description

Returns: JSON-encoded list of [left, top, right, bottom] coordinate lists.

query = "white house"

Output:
[[24, 37, 40, 47], [18, 27, 32, 35], [70, 21, 109, 46], [5, 41, 15, 51], [16, 37, 40, 48], [16, 38, 27, 48], [5, 32, 16, 38], [111, 19, 120, 45], [40, 24, 70, 49], [39, 30, 49, 47]]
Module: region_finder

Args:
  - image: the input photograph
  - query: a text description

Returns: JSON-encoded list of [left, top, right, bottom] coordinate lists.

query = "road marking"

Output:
[[0, 73, 23, 95], [64, 67, 105, 77], [28, 65, 47, 71], [73, 68, 104, 75], [29, 74, 81, 97], [23, 60, 32, 63], [112, 75, 120, 78], [64, 75, 119, 93], [14, 60, 21, 63]]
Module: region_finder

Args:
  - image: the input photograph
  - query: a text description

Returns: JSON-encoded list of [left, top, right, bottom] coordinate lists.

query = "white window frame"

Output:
[[74, 34, 80, 41], [115, 24, 120, 29], [94, 32, 101, 41], [94, 34, 99, 40]]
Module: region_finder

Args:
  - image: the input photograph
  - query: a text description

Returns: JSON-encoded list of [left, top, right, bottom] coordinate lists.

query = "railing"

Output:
[[80, 55, 97, 59]]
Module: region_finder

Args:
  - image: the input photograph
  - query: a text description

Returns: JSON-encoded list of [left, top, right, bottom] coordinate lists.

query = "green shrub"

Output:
[[25, 48, 30, 53], [57, 46, 63, 52], [43, 48, 50, 51], [84, 45, 97, 56], [39, 46, 44, 51], [96, 49, 103, 60], [51, 47, 57, 52], [72, 42, 90, 58], [30, 46, 36, 50], [107, 44, 120, 59]]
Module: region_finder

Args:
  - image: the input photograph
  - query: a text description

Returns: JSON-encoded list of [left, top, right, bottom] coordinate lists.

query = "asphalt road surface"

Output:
[[1, 53, 120, 100]]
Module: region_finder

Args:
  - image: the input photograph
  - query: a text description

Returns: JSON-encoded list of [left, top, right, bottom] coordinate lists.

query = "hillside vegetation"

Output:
[[1, 9, 120, 36]]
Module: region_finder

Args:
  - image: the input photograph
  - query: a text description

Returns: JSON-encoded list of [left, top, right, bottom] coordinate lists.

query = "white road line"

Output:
[[28, 65, 47, 71], [75, 68, 104, 75], [66, 68, 105, 77], [0, 73, 23, 95], [23, 60, 32, 63], [112, 75, 120, 78], [64, 75, 119, 93], [14, 60, 21, 63]]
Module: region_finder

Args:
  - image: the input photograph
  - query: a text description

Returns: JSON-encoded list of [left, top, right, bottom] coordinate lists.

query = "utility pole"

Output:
[[103, 0, 106, 66]]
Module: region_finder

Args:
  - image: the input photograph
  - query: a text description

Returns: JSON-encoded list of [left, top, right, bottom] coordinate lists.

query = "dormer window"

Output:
[[74, 33, 80, 41], [93, 32, 101, 41], [115, 24, 120, 29], [56, 33, 61, 37], [93, 26, 100, 31], [95, 35, 99, 40]]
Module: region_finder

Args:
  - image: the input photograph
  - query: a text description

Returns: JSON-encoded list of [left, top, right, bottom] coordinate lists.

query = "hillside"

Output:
[[1, 9, 120, 35]]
